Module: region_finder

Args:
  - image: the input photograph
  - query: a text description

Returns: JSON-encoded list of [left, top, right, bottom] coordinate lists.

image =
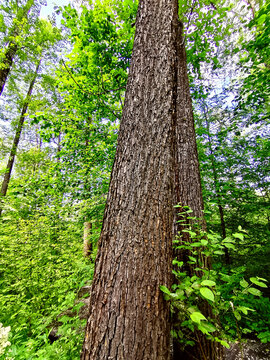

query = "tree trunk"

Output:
[[218, 203, 230, 265], [0, 0, 34, 95], [56, 133, 61, 163], [0, 59, 41, 216], [0, 43, 18, 96], [171, 12, 223, 360], [202, 103, 230, 265], [83, 221, 92, 257], [81, 1, 223, 359]]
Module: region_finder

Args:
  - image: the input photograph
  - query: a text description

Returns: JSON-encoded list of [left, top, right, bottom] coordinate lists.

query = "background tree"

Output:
[[0, 18, 61, 215], [0, 58, 41, 216], [0, 0, 37, 95]]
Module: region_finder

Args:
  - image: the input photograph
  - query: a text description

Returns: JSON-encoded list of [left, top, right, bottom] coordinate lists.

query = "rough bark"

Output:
[[171, 12, 223, 360], [0, 59, 41, 216], [0, 0, 34, 95], [83, 221, 92, 257], [81, 1, 223, 359]]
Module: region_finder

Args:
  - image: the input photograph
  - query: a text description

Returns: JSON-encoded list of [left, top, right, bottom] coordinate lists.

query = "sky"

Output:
[[40, 0, 70, 19]]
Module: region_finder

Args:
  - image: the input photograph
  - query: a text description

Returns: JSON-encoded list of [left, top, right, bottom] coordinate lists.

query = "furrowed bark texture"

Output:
[[82, 0, 223, 359], [171, 24, 203, 221], [170, 8, 223, 360], [81, 1, 176, 359]]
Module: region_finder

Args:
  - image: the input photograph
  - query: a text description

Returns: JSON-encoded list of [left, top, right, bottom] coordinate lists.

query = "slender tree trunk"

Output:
[[56, 133, 61, 163], [0, 59, 41, 216], [82, 117, 93, 257], [82, 1, 223, 359], [83, 221, 92, 257], [202, 103, 230, 264], [0, 0, 34, 95]]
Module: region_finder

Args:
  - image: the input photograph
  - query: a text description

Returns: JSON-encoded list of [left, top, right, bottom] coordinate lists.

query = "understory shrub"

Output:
[[161, 207, 269, 352], [0, 214, 94, 359]]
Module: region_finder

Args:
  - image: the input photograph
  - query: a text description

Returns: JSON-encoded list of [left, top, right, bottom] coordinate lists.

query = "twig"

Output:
[[182, 0, 197, 46], [61, 59, 125, 97], [60, 59, 122, 120]]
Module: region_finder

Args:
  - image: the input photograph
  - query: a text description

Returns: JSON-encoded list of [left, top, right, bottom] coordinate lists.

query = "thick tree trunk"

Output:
[[81, 1, 174, 357], [0, 0, 34, 95], [0, 59, 41, 216], [81, 1, 223, 359]]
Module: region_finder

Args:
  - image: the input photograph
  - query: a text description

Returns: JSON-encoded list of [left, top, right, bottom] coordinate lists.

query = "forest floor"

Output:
[[225, 339, 270, 360]]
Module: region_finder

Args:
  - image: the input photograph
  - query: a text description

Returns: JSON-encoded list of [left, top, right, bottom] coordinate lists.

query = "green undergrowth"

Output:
[[161, 206, 270, 352], [0, 214, 94, 359]]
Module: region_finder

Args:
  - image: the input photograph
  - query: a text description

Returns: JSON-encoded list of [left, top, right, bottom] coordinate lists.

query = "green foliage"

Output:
[[1, 0, 269, 358], [217, 266, 270, 342], [179, 0, 232, 76], [237, 0, 270, 120], [0, 213, 93, 359], [161, 208, 270, 351]]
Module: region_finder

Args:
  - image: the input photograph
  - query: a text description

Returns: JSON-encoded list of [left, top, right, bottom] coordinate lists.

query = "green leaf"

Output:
[[201, 239, 208, 246], [170, 292, 182, 300], [185, 287, 193, 296], [200, 287, 214, 302], [222, 237, 235, 243], [232, 232, 244, 241], [223, 243, 235, 250], [160, 285, 179, 300], [198, 322, 216, 334], [257, 14, 266, 25], [233, 311, 241, 321], [191, 242, 201, 247], [192, 282, 201, 289], [190, 311, 207, 324], [220, 340, 230, 349], [172, 259, 184, 267], [201, 280, 216, 287], [250, 277, 268, 288], [247, 287, 262, 296], [214, 250, 225, 255], [220, 273, 230, 282], [237, 225, 247, 233], [237, 306, 254, 315], [240, 279, 249, 288], [160, 285, 171, 295], [258, 331, 270, 343]]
